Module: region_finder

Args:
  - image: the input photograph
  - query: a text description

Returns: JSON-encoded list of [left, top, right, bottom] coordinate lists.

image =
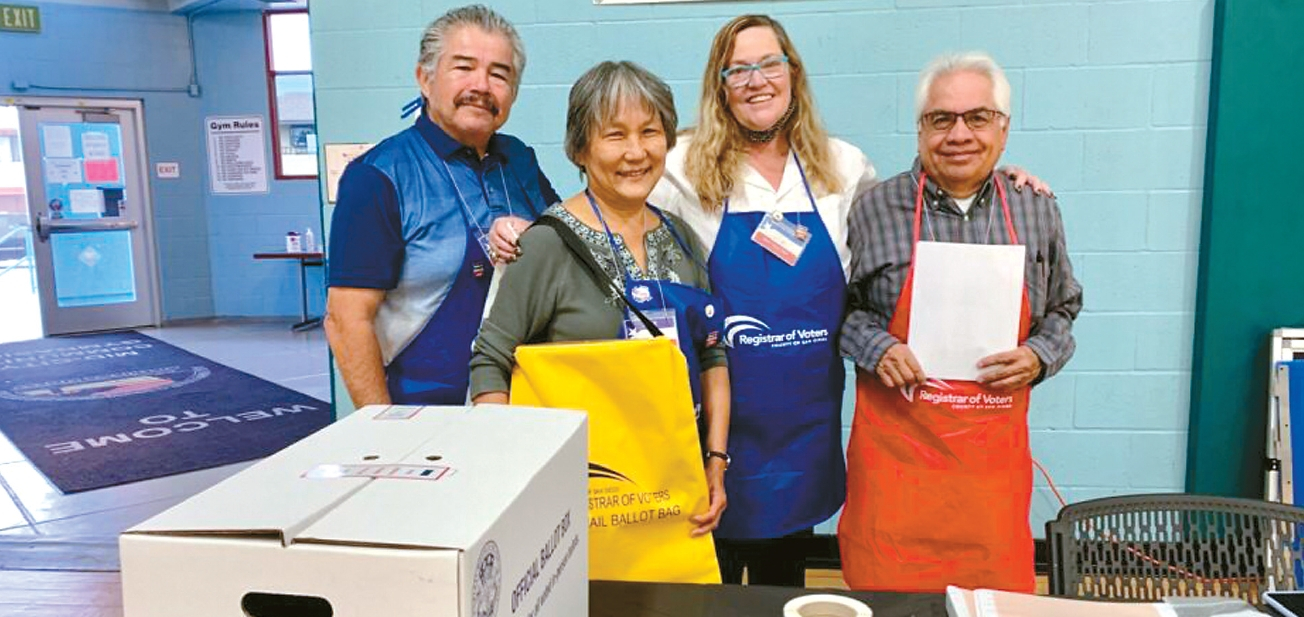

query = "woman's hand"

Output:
[[999, 165, 1053, 196], [690, 457, 728, 537]]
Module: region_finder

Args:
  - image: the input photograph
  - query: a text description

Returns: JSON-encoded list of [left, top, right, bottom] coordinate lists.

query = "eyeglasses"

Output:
[[919, 108, 1006, 132], [720, 55, 789, 88]]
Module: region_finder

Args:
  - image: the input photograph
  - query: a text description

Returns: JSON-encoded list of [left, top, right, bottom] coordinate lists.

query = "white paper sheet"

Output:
[[81, 131, 112, 159], [41, 125, 74, 158], [324, 143, 373, 203], [907, 241, 1025, 381], [44, 158, 83, 184], [205, 116, 269, 194], [69, 188, 105, 214]]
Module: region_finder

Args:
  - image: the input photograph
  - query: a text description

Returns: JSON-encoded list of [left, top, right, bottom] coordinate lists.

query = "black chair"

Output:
[[1045, 494, 1304, 605]]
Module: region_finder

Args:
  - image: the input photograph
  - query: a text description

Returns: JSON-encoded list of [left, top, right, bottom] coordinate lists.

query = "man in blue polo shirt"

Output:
[[325, 5, 559, 406]]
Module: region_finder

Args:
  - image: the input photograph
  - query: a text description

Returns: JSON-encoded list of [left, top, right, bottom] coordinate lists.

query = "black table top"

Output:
[[590, 580, 946, 617]]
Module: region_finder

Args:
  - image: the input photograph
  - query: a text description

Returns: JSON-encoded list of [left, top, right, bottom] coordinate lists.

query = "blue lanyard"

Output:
[[583, 190, 708, 283], [723, 152, 821, 222]]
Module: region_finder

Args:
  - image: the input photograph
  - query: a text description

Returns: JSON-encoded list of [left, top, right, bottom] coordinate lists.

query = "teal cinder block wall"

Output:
[[192, 12, 325, 319], [3, 4, 329, 321], [311, 0, 1214, 537]]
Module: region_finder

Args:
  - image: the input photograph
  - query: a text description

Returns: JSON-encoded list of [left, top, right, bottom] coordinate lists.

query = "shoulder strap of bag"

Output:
[[532, 215, 664, 338]]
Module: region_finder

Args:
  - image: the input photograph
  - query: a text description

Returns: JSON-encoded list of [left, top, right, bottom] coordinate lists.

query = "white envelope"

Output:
[[907, 241, 1025, 381]]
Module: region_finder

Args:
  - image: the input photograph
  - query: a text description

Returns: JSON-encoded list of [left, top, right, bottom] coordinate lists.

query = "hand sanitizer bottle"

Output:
[[303, 227, 316, 253]]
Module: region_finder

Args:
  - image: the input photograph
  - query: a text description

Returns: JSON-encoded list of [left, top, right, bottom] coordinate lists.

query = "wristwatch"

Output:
[[705, 450, 731, 470]]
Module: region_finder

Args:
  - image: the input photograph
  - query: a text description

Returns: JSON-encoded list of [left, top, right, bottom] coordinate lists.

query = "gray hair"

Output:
[[915, 51, 1011, 119], [417, 5, 526, 93], [565, 61, 679, 170]]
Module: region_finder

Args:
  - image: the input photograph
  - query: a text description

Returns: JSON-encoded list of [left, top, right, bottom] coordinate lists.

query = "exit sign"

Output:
[[0, 4, 39, 33]]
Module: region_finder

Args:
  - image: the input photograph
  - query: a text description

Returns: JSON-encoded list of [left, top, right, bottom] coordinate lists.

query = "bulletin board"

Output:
[[1187, 0, 1304, 497]]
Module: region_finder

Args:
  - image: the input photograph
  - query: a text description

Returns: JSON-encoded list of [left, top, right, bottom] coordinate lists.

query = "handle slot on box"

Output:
[[241, 591, 333, 617]]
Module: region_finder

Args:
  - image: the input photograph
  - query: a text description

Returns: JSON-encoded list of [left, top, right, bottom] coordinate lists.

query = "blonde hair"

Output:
[[684, 15, 842, 211]]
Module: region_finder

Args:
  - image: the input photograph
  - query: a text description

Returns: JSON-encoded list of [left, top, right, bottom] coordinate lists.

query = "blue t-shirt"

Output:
[[327, 113, 559, 364]]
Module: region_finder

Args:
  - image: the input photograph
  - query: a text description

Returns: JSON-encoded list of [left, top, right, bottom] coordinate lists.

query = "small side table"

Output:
[[253, 251, 325, 331]]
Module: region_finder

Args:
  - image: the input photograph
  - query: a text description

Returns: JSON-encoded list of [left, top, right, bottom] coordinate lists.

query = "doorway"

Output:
[[11, 98, 160, 337], [0, 105, 39, 344]]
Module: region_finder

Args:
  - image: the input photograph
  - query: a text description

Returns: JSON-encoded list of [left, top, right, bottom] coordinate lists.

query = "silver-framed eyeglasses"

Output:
[[720, 54, 789, 88], [919, 107, 1006, 132]]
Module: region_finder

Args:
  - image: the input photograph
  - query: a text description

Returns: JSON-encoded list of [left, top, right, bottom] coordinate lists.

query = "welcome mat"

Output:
[[0, 331, 330, 493]]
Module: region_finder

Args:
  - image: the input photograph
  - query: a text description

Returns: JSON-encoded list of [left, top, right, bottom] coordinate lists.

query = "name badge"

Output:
[[475, 230, 494, 261], [752, 211, 810, 266], [623, 308, 680, 342]]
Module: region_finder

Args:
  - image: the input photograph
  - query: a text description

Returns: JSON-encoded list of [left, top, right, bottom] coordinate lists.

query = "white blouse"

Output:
[[650, 135, 877, 279]]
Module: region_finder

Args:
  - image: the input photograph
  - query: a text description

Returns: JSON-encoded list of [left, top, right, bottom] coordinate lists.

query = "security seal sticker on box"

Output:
[[373, 406, 422, 420], [303, 463, 455, 481]]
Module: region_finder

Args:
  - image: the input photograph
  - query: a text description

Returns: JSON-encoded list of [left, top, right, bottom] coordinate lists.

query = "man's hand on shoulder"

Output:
[[489, 215, 530, 265], [977, 346, 1042, 391]]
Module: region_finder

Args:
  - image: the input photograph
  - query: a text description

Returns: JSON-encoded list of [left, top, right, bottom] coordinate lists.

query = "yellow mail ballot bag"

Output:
[[511, 337, 721, 584]]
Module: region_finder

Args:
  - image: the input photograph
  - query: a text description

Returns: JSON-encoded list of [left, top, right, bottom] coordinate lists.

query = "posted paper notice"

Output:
[[205, 115, 268, 194], [324, 143, 373, 203], [41, 125, 74, 158], [84, 158, 121, 184], [906, 241, 1025, 381], [44, 158, 83, 184], [68, 188, 105, 215], [81, 132, 112, 159]]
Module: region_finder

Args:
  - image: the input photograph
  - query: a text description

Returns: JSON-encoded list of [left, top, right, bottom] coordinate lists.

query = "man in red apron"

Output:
[[838, 52, 1083, 593]]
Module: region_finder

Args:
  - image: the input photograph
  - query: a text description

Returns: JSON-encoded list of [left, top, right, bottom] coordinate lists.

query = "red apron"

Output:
[[838, 174, 1035, 593]]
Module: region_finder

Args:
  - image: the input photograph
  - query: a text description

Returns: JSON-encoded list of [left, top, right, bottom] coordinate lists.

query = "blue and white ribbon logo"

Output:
[[724, 315, 770, 348]]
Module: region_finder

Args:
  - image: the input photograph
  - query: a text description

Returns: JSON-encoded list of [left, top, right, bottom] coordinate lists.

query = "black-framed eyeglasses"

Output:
[[919, 108, 1006, 132], [720, 55, 789, 88]]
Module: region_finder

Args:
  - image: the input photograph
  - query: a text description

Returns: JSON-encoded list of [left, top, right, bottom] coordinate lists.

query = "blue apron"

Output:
[[709, 156, 847, 539], [386, 157, 539, 405], [585, 192, 724, 408]]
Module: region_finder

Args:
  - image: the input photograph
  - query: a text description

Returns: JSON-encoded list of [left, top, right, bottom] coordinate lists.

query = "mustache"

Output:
[[455, 91, 501, 117]]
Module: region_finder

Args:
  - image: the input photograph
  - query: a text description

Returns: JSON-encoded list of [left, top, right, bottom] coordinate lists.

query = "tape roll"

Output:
[[782, 594, 873, 617]]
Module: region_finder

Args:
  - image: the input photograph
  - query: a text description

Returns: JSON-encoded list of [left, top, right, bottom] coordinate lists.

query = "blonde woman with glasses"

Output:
[[651, 14, 1047, 586]]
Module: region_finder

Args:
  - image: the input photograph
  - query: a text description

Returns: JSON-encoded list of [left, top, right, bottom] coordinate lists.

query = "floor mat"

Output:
[[0, 331, 330, 493]]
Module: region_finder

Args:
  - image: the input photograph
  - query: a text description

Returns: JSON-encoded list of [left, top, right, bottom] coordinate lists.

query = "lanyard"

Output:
[[583, 189, 670, 313], [723, 152, 821, 225], [912, 171, 1018, 246], [439, 157, 518, 237]]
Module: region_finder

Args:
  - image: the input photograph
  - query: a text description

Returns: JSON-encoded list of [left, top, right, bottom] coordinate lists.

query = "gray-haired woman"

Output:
[[470, 61, 730, 535]]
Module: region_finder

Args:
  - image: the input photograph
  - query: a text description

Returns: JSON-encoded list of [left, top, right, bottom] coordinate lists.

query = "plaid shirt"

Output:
[[840, 160, 1083, 382]]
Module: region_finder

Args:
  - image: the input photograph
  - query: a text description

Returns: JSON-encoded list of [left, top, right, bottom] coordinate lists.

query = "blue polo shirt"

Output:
[[328, 113, 559, 366]]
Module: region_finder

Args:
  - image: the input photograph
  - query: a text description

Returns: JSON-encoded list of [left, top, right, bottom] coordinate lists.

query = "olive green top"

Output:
[[469, 204, 726, 397]]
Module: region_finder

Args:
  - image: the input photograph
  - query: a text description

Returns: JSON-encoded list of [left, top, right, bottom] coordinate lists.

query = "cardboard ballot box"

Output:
[[120, 404, 587, 617]]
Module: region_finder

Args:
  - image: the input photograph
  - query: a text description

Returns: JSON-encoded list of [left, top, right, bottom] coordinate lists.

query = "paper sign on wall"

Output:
[[84, 158, 121, 183], [205, 115, 268, 194], [156, 162, 180, 179], [324, 143, 373, 203]]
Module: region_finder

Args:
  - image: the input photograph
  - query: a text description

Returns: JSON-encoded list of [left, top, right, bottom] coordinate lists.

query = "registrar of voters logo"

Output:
[[900, 379, 1016, 410], [0, 366, 211, 402], [723, 315, 829, 349]]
